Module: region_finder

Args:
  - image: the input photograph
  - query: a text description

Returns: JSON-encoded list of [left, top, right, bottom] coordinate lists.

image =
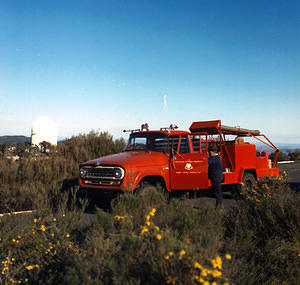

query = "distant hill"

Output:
[[256, 143, 300, 153], [0, 136, 31, 144]]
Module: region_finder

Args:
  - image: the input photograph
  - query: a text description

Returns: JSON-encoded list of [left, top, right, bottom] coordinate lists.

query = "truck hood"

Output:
[[80, 151, 169, 168]]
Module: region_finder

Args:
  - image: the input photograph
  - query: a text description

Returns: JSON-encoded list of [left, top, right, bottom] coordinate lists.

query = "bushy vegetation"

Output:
[[288, 148, 300, 162], [0, 131, 125, 212], [269, 149, 300, 161], [0, 133, 299, 284], [0, 179, 299, 284]]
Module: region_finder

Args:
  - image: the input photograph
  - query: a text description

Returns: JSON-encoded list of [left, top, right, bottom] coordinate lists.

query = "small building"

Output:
[[31, 116, 58, 147]]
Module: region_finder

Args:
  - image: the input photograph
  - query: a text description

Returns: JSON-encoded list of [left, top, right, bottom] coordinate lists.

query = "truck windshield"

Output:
[[125, 133, 169, 153]]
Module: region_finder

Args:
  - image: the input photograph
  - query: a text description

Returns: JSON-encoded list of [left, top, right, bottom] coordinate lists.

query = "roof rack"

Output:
[[189, 120, 278, 151], [189, 120, 260, 136]]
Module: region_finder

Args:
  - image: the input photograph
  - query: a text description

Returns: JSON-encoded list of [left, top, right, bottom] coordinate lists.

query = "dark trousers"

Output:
[[211, 180, 223, 207]]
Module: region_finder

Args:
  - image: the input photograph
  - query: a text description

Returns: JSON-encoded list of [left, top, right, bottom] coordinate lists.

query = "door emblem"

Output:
[[185, 163, 193, 170]]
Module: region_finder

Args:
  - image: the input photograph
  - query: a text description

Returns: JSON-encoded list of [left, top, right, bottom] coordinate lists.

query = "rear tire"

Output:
[[232, 172, 256, 200], [242, 172, 256, 192]]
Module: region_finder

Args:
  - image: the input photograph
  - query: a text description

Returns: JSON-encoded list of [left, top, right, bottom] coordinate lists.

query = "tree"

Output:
[[288, 149, 300, 162], [16, 143, 27, 157], [269, 151, 289, 161], [39, 141, 52, 153]]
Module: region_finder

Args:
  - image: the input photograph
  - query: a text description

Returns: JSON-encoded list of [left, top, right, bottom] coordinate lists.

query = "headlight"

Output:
[[114, 168, 123, 179], [80, 168, 88, 177]]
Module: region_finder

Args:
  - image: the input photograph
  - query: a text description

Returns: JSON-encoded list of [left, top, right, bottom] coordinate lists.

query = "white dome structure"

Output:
[[31, 116, 58, 147]]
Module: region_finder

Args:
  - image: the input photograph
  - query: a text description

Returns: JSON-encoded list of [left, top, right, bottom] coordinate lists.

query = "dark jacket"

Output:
[[208, 155, 224, 182]]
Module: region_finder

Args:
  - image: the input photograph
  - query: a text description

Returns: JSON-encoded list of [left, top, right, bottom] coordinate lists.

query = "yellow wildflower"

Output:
[[194, 261, 202, 269], [179, 250, 186, 256], [156, 234, 162, 240], [225, 253, 231, 260], [140, 226, 149, 235], [154, 226, 160, 231], [211, 256, 222, 269], [66, 233, 70, 238], [40, 225, 46, 232], [150, 208, 156, 216], [201, 269, 208, 277], [50, 233, 55, 237], [115, 215, 125, 220], [25, 265, 35, 270], [216, 256, 222, 269], [164, 255, 169, 260], [212, 269, 222, 277], [33, 218, 38, 223], [146, 221, 151, 226], [53, 218, 56, 222]]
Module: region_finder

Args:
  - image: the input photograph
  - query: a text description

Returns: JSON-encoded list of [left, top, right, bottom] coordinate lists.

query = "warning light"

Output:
[[141, 123, 149, 131], [170, 124, 178, 130]]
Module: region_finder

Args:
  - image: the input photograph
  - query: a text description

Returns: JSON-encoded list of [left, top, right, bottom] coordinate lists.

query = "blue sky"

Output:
[[0, 0, 299, 143]]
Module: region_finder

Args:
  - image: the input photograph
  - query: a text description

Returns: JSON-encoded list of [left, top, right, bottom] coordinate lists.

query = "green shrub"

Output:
[[0, 131, 125, 212], [224, 175, 300, 284]]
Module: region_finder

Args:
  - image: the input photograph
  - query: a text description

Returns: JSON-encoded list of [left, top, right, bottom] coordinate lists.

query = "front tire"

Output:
[[137, 184, 158, 196]]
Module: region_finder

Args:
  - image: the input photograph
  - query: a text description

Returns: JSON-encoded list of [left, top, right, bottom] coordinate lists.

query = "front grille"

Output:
[[87, 168, 115, 178], [82, 166, 124, 180]]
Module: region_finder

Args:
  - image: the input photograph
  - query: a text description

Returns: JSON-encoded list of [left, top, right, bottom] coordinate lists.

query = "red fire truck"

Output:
[[79, 120, 279, 195]]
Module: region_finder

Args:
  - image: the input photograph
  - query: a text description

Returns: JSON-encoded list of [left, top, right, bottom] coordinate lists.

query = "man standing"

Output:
[[208, 145, 224, 208]]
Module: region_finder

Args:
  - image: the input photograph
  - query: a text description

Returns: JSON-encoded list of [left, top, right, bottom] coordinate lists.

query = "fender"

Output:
[[122, 165, 169, 191], [238, 168, 257, 182]]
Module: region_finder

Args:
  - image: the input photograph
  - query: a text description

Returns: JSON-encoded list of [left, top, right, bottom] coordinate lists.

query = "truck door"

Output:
[[170, 134, 209, 190]]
